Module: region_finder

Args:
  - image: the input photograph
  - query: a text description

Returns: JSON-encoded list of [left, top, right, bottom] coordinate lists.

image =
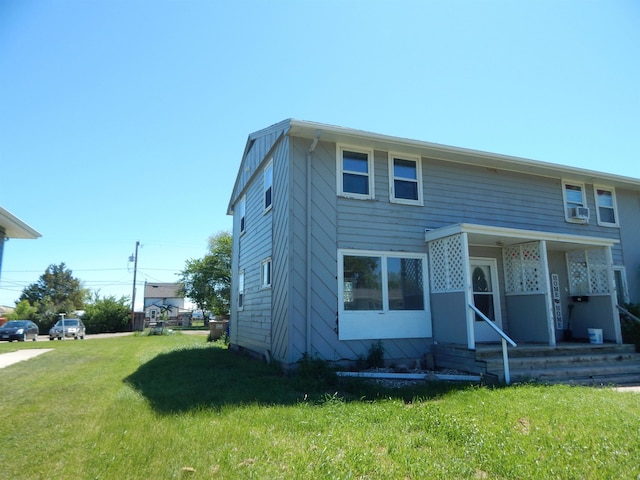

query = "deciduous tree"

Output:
[[179, 231, 231, 318]]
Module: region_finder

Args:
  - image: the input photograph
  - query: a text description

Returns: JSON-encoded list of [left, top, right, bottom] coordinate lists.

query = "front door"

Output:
[[470, 258, 502, 342]]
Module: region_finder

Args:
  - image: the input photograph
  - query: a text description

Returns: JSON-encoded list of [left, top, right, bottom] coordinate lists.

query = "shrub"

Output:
[[293, 353, 337, 391], [621, 303, 640, 352], [366, 340, 385, 369]]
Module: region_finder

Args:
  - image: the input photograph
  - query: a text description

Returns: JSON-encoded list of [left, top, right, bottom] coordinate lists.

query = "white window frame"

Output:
[[388, 152, 423, 205], [239, 195, 246, 234], [337, 144, 375, 200], [238, 270, 245, 310], [337, 249, 431, 340], [260, 258, 272, 289], [593, 185, 619, 227], [613, 266, 629, 305], [264, 160, 273, 213], [562, 180, 588, 223]]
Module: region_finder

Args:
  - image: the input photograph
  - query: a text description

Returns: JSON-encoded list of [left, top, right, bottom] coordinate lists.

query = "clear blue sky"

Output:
[[1, 0, 639, 310]]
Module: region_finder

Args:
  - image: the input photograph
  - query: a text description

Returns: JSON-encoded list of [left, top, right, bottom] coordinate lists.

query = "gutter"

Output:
[[306, 131, 321, 354]]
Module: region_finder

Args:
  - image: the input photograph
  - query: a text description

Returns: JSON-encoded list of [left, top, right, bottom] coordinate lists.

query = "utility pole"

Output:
[[130, 241, 139, 331]]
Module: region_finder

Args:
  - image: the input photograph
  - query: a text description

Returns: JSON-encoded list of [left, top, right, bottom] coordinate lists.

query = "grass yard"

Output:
[[1, 335, 639, 479]]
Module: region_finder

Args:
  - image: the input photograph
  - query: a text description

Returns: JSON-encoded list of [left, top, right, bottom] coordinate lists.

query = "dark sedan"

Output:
[[0, 320, 39, 342]]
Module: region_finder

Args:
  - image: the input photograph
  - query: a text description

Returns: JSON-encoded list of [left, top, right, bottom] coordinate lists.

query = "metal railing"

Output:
[[617, 305, 640, 325], [469, 304, 518, 385]]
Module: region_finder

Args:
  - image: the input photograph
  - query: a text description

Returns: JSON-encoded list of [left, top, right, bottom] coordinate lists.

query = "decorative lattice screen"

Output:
[[503, 242, 543, 294], [429, 234, 465, 293], [567, 248, 610, 295]]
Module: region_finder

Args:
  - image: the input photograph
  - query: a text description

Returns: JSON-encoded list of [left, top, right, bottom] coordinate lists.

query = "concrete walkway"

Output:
[[0, 349, 53, 368]]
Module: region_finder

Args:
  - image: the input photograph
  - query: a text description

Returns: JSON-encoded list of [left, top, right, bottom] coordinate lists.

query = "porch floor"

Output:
[[432, 342, 640, 386]]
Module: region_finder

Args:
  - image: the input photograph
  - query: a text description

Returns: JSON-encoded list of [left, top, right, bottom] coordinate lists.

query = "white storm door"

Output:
[[470, 258, 502, 342]]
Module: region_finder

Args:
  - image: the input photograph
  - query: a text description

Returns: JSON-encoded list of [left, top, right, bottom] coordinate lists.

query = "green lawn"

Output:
[[1, 335, 639, 479]]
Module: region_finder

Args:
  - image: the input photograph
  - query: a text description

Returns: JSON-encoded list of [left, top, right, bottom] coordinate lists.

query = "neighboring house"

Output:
[[226, 119, 640, 372], [143, 282, 185, 325], [0, 206, 41, 283]]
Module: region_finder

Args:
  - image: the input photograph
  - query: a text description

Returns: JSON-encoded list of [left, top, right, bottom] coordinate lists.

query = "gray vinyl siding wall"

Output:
[[617, 189, 640, 303], [230, 126, 289, 358], [231, 122, 636, 365], [289, 137, 628, 363]]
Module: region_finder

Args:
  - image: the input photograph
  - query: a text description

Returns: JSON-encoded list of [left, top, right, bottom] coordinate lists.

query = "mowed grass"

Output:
[[1, 335, 640, 479]]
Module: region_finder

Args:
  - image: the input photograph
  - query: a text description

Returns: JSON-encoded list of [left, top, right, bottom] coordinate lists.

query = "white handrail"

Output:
[[469, 304, 517, 385], [617, 305, 640, 325]]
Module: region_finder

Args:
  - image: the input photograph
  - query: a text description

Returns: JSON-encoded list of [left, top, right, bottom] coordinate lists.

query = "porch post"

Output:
[[605, 247, 623, 344], [461, 232, 475, 350], [539, 240, 557, 347]]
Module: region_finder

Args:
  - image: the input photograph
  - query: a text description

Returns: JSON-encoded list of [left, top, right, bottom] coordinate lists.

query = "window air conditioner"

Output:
[[570, 207, 590, 221]]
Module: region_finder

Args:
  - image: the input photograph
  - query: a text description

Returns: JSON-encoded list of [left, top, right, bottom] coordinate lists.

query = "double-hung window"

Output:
[[238, 270, 245, 310], [239, 196, 246, 234], [594, 185, 618, 227], [337, 145, 374, 199], [338, 250, 430, 340], [264, 161, 273, 212], [389, 153, 422, 205], [562, 181, 588, 223], [261, 258, 272, 289]]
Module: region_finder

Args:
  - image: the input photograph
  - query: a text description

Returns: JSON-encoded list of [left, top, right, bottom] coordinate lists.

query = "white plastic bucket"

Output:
[[588, 328, 603, 345]]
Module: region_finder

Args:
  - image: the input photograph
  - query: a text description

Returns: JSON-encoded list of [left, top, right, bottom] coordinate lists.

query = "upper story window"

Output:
[[239, 195, 246, 234], [389, 153, 422, 205], [594, 185, 618, 227], [264, 161, 273, 212], [562, 181, 588, 223], [337, 145, 374, 199]]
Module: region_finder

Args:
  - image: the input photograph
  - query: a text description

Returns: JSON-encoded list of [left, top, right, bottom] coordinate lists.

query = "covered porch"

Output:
[[425, 223, 621, 350]]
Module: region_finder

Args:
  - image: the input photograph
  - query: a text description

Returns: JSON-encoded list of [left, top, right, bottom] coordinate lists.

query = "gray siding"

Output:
[[230, 121, 639, 365], [617, 189, 640, 303]]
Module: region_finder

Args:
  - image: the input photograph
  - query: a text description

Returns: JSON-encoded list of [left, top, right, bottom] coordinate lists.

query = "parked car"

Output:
[[49, 318, 86, 340], [0, 320, 39, 342]]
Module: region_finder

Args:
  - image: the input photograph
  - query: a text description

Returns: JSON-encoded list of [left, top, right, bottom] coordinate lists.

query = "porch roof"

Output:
[[424, 223, 618, 251]]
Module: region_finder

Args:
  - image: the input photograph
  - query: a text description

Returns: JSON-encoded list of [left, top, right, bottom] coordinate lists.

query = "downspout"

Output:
[[306, 131, 321, 354]]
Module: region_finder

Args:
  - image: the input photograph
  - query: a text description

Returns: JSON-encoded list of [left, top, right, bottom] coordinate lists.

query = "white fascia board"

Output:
[[287, 120, 640, 191], [424, 223, 618, 248], [0, 207, 41, 239]]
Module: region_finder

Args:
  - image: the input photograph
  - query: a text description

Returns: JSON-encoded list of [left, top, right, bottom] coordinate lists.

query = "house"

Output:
[[226, 119, 640, 381], [143, 282, 185, 326]]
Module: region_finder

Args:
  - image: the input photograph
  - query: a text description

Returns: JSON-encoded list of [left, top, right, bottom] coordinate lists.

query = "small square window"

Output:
[[337, 145, 374, 199], [389, 153, 422, 205]]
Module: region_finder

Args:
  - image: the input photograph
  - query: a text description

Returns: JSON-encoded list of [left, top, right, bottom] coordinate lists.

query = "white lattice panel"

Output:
[[429, 234, 465, 293], [503, 242, 543, 293], [587, 248, 610, 294], [567, 250, 588, 295]]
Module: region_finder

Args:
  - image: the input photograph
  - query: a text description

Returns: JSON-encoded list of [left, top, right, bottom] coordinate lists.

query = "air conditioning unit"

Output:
[[570, 207, 590, 221]]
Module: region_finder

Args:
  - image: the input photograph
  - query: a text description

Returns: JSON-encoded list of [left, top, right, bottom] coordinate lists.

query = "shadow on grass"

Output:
[[124, 344, 475, 414]]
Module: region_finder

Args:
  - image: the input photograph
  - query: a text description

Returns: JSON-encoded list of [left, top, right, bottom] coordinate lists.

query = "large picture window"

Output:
[[337, 145, 374, 199], [338, 250, 430, 340]]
